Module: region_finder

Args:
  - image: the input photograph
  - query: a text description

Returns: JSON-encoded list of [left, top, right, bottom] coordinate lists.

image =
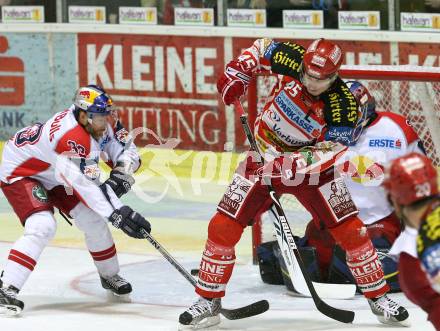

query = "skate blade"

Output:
[[377, 315, 411, 327], [0, 304, 22, 317], [178, 315, 221, 330], [106, 291, 132, 303]]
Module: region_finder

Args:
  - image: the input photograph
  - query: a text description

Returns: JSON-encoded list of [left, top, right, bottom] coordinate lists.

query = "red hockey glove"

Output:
[[217, 60, 252, 106]]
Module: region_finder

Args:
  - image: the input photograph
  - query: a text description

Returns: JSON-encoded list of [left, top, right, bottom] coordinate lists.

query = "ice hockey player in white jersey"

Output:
[[0, 85, 150, 316], [302, 80, 425, 314]]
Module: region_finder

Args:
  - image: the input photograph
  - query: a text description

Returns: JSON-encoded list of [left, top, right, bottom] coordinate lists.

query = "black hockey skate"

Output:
[[100, 274, 132, 296], [179, 297, 221, 330], [0, 279, 24, 316], [368, 294, 410, 326]]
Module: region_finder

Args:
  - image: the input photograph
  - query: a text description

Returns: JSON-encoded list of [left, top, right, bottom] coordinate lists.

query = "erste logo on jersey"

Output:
[[368, 138, 402, 149], [274, 90, 322, 138]]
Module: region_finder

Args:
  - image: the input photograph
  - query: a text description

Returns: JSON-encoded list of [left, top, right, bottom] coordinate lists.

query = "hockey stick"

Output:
[[267, 206, 356, 300], [139, 228, 269, 320], [99, 185, 269, 319], [234, 100, 355, 323]]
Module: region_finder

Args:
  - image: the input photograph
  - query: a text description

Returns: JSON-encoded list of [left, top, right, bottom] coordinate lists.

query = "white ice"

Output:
[[0, 241, 434, 331], [0, 176, 436, 331]]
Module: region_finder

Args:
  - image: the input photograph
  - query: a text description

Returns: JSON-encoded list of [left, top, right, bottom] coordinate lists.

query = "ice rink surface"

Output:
[[0, 177, 436, 331], [0, 242, 435, 331]]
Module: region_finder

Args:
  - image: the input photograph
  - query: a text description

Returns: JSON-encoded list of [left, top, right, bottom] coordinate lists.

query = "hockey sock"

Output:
[[85, 225, 119, 278], [330, 216, 389, 299], [195, 213, 244, 298], [71, 204, 120, 278], [2, 211, 56, 290]]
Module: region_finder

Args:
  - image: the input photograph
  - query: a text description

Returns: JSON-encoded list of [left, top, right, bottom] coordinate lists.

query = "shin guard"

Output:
[[195, 212, 244, 298], [330, 217, 389, 298], [196, 239, 236, 298]]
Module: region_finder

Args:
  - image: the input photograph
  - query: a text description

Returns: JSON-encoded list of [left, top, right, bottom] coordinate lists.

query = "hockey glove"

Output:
[[104, 169, 135, 198], [217, 60, 252, 106], [109, 206, 151, 239]]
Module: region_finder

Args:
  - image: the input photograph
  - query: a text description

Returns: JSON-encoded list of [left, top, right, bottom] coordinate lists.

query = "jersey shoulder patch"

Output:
[[269, 42, 305, 79], [380, 112, 419, 144], [55, 124, 91, 158], [322, 79, 359, 128]]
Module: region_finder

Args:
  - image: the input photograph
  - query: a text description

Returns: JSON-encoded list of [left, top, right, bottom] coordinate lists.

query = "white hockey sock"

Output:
[[2, 211, 56, 290], [71, 203, 119, 278]]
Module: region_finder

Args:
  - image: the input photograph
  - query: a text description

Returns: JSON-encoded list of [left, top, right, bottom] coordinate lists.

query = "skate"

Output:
[[179, 297, 221, 330], [0, 280, 24, 316], [100, 274, 132, 298], [368, 294, 410, 327]]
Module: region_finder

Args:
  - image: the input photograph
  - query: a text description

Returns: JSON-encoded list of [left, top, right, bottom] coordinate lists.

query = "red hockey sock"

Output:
[[330, 216, 389, 299], [345, 240, 389, 298], [195, 212, 244, 298]]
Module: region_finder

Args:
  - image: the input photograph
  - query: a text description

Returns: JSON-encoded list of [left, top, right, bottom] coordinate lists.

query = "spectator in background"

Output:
[[425, 0, 440, 9], [257, 0, 340, 28], [347, 0, 440, 30], [144, 0, 217, 25]]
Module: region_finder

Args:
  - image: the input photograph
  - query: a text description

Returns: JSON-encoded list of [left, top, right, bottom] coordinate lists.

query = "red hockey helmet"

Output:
[[302, 38, 343, 79], [383, 153, 438, 206]]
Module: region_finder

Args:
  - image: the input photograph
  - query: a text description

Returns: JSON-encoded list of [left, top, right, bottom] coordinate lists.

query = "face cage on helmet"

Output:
[[348, 103, 370, 145]]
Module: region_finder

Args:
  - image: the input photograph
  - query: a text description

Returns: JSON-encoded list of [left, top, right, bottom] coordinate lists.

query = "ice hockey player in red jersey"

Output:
[[179, 39, 409, 329], [0, 85, 151, 316], [304, 80, 425, 285], [383, 153, 440, 330]]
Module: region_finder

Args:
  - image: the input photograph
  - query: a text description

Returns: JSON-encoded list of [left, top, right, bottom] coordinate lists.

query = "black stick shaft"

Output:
[[140, 228, 196, 286], [139, 228, 269, 320]]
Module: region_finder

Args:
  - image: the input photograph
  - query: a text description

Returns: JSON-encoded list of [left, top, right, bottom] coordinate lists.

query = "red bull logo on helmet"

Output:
[[79, 90, 91, 99]]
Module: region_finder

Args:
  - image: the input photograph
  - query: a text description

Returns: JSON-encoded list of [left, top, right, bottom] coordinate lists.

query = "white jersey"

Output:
[[389, 227, 418, 258], [0, 106, 140, 219], [336, 112, 423, 224]]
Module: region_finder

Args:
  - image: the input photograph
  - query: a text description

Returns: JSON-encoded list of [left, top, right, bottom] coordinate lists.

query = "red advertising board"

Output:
[[77, 33, 440, 152], [78, 33, 226, 151], [0, 36, 24, 106]]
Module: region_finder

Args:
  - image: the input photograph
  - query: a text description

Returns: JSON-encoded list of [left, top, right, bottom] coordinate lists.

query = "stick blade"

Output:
[[220, 300, 269, 320], [317, 300, 355, 323]]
